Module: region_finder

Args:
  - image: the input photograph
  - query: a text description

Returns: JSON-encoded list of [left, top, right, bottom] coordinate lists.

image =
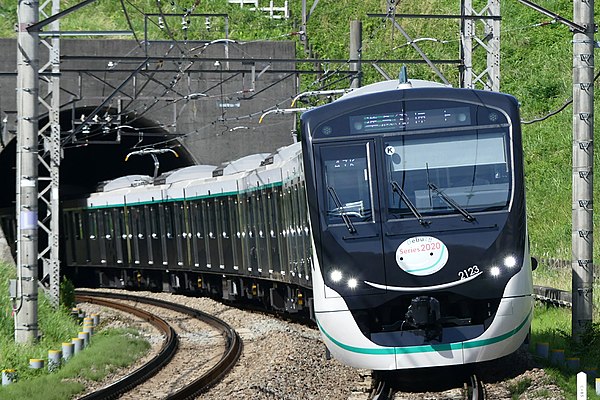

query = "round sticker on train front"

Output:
[[395, 236, 448, 276]]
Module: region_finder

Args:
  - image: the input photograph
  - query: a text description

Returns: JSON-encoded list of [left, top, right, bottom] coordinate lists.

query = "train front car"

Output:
[[300, 80, 533, 370]]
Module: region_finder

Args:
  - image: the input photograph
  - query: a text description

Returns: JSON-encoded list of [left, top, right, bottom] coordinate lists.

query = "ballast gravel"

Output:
[[77, 290, 566, 399]]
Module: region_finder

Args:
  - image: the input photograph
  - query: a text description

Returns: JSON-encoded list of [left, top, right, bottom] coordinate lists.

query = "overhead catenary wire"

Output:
[[64, 1, 571, 153]]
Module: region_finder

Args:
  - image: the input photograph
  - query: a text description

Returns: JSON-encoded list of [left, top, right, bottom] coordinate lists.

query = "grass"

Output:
[[531, 304, 600, 399], [2, 0, 598, 264], [0, 262, 150, 398], [0, 328, 150, 400], [1, 0, 600, 397]]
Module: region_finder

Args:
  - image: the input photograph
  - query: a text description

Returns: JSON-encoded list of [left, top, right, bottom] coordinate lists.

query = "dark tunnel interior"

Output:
[[0, 108, 195, 209]]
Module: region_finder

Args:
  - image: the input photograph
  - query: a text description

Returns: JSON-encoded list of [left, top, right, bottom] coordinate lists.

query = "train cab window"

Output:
[[385, 130, 511, 219], [320, 143, 373, 224]]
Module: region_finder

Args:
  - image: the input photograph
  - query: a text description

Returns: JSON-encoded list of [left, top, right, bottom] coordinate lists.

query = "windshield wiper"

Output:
[[327, 186, 357, 234], [428, 183, 476, 222], [391, 181, 429, 226]]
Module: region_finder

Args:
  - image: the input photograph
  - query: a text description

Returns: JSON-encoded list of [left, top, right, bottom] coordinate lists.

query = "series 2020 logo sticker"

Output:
[[395, 236, 448, 276]]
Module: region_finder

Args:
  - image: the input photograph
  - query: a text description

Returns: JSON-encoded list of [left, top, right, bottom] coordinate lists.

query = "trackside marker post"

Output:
[[577, 372, 586, 399]]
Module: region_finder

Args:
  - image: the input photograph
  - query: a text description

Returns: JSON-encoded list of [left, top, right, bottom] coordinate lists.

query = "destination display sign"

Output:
[[349, 106, 471, 134]]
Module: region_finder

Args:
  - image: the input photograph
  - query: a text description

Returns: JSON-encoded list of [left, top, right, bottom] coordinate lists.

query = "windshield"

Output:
[[321, 143, 373, 224], [385, 130, 511, 219]]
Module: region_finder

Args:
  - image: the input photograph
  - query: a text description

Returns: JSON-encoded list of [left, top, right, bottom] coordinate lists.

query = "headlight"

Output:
[[490, 266, 501, 277], [330, 270, 343, 282], [504, 255, 517, 268]]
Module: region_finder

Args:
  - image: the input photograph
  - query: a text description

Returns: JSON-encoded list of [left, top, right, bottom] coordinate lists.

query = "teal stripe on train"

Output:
[[316, 305, 532, 356]]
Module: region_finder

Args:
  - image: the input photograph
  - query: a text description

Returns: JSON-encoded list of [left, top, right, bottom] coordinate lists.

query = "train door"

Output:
[[214, 198, 225, 270], [314, 140, 385, 296], [188, 201, 201, 268], [219, 197, 235, 273], [86, 210, 101, 265], [117, 208, 131, 266], [178, 201, 192, 268], [157, 204, 169, 266], [229, 196, 242, 272], [281, 183, 294, 281], [61, 211, 71, 264], [201, 199, 213, 269], [271, 186, 286, 279], [102, 209, 117, 265], [129, 207, 142, 266], [135, 206, 151, 266], [297, 181, 312, 282], [148, 205, 162, 266], [143, 205, 154, 266], [169, 202, 185, 267], [68, 210, 88, 265], [112, 208, 125, 265], [255, 190, 269, 277], [265, 188, 278, 276], [246, 192, 259, 276], [290, 181, 303, 284]]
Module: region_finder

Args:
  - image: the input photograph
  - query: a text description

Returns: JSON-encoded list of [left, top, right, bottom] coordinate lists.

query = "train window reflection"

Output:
[[386, 130, 511, 219], [321, 143, 373, 224]]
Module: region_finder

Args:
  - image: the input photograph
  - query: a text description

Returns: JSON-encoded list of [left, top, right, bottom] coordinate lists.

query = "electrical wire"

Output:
[[521, 67, 600, 125]]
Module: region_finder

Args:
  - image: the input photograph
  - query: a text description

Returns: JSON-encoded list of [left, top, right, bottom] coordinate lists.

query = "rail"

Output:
[[75, 290, 243, 400]]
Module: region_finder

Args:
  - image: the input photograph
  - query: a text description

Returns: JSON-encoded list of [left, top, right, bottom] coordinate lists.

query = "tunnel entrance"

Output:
[[0, 107, 195, 208]]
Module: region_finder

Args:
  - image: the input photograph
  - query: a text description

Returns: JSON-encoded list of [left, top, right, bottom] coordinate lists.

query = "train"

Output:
[[0, 77, 534, 371], [300, 79, 534, 370]]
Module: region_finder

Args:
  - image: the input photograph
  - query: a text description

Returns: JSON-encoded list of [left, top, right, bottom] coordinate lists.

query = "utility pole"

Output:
[[15, 0, 40, 343], [571, 0, 594, 339], [349, 20, 362, 89], [38, 0, 62, 309]]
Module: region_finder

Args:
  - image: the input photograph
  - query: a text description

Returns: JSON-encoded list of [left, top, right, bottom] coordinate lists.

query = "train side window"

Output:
[[320, 142, 373, 224], [88, 211, 98, 240], [165, 204, 174, 238], [136, 208, 146, 239], [208, 200, 216, 239], [220, 199, 230, 238], [193, 203, 203, 238], [73, 212, 83, 240], [105, 210, 114, 239]]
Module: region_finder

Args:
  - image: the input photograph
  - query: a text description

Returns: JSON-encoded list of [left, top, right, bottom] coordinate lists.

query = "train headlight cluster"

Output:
[[329, 270, 360, 289], [488, 255, 519, 278]]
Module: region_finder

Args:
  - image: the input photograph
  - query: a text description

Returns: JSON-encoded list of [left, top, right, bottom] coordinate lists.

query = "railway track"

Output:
[[75, 290, 242, 400], [71, 289, 564, 399], [369, 372, 486, 400]]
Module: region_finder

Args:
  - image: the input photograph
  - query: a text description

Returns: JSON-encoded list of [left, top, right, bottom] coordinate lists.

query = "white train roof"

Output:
[[162, 165, 217, 184], [86, 142, 303, 207], [339, 79, 450, 100], [222, 152, 272, 175], [99, 175, 153, 192]]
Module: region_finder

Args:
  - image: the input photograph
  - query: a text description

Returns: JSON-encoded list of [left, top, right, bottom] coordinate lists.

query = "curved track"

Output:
[[75, 290, 243, 400]]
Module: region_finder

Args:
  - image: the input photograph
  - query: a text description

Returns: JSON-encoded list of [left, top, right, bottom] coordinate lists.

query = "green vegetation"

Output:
[[506, 376, 532, 399], [2, 0, 597, 267], [0, 327, 150, 400], [2, 0, 600, 397], [0, 263, 150, 398], [531, 305, 600, 399]]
